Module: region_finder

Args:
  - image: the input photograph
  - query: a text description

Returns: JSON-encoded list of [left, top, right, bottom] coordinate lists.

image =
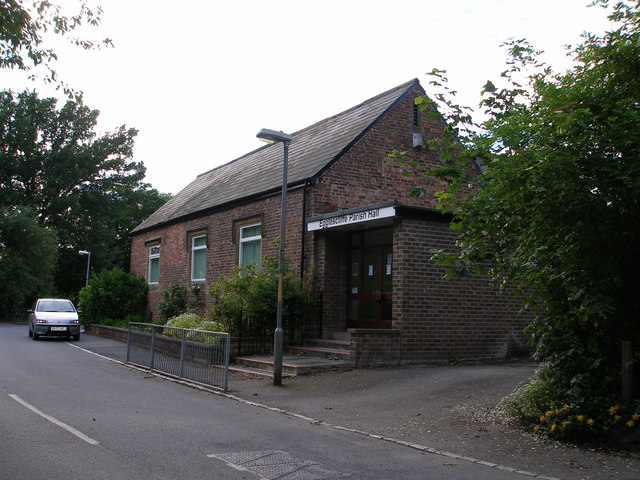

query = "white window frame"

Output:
[[148, 245, 160, 284], [239, 222, 262, 267], [191, 234, 207, 281]]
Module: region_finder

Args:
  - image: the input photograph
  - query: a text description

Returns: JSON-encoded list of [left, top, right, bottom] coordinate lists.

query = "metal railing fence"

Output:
[[230, 288, 324, 357], [126, 323, 230, 392]]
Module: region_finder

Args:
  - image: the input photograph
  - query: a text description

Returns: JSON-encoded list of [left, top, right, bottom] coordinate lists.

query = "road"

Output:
[[0, 323, 537, 480]]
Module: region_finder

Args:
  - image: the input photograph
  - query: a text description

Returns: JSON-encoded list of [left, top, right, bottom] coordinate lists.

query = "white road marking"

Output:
[[9, 394, 99, 445]]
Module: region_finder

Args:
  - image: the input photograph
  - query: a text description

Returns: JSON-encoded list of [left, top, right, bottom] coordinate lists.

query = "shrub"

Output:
[[166, 313, 202, 329], [157, 283, 188, 322], [208, 256, 311, 336], [502, 365, 640, 449], [166, 313, 226, 334], [78, 267, 147, 325], [99, 314, 146, 329]]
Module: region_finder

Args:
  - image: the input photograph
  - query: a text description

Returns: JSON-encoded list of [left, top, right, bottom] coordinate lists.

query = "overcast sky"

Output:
[[3, 0, 612, 195]]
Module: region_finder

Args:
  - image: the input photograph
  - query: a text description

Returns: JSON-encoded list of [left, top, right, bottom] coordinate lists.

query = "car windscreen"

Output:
[[36, 301, 75, 313]]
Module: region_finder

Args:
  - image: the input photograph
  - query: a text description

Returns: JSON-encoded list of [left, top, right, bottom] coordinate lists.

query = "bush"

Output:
[[99, 314, 146, 329], [78, 267, 147, 325], [502, 365, 640, 449], [166, 313, 226, 333], [208, 256, 311, 336], [157, 283, 191, 322]]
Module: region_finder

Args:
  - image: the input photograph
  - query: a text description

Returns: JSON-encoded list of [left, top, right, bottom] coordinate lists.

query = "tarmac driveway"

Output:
[[71, 332, 640, 480], [228, 362, 640, 480]]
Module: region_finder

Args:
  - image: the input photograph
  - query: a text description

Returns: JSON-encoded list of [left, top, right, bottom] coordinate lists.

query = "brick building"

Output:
[[130, 79, 531, 366]]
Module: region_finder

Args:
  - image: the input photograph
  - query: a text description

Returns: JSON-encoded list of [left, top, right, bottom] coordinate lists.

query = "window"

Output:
[[239, 223, 261, 267], [148, 245, 160, 284], [191, 235, 207, 281]]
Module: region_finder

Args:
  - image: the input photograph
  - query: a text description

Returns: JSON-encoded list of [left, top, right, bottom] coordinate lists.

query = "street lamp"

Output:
[[257, 128, 293, 386], [78, 250, 91, 288]]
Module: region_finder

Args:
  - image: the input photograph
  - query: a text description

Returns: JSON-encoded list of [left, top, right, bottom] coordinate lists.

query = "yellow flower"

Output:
[[577, 415, 585, 422], [587, 419, 595, 426], [562, 420, 569, 428], [562, 404, 570, 411], [627, 420, 635, 427], [533, 425, 541, 432], [545, 410, 554, 418], [551, 424, 557, 432], [609, 405, 620, 415], [539, 415, 546, 423], [633, 414, 640, 421], [615, 415, 622, 422]]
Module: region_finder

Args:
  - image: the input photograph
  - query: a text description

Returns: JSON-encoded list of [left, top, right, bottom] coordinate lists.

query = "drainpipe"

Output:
[[300, 179, 310, 280]]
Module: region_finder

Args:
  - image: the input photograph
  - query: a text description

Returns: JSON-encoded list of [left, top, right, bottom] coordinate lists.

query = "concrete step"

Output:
[[303, 338, 351, 351], [228, 365, 292, 379], [287, 345, 352, 362], [324, 331, 352, 342], [233, 354, 353, 376]]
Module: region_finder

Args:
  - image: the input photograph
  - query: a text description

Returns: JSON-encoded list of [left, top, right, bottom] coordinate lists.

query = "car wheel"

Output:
[[32, 332, 39, 340], [28, 327, 33, 338], [72, 334, 80, 341]]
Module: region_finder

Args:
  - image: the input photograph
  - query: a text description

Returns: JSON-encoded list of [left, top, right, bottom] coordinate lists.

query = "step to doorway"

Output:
[[286, 332, 352, 362], [231, 354, 354, 378], [287, 343, 351, 362]]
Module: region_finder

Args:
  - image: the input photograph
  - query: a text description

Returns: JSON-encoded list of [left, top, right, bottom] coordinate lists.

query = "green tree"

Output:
[[0, 206, 57, 319], [399, 1, 640, 444], [0, 89, 169, 298], [0, 0, 111, 99]]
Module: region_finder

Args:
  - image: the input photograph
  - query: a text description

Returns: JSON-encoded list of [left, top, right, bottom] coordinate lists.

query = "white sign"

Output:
[[307, 205, 395, 231]]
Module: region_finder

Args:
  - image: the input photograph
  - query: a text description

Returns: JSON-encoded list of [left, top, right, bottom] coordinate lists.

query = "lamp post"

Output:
[[78, 250, 91, 288], [256, 128, 293, 386]]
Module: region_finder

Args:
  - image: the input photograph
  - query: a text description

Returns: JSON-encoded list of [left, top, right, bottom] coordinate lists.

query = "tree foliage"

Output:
[[0, 0, 111, 99], [0, 206, 57, 319], [398, 1, 640, 444], [0, 89, 169, 306]]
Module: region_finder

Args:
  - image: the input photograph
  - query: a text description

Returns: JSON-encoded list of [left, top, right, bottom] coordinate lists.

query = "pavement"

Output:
[[77, 332, 640, 480]]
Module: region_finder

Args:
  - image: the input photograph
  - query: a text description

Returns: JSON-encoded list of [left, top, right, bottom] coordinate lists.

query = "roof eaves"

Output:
[[130, 181, 308, 236]]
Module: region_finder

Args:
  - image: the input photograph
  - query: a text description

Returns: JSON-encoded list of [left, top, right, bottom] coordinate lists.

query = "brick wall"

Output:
[[393, 216, 532, 364], [307, 87, 447, 217], [304, 87, 531, 363], [130, 84, 531, 364], [130, 189, 306, 320], [350, 329, 401, 367]]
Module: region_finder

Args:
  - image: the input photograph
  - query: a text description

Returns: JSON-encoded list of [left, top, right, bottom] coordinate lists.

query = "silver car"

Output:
[[28, 298, 81, 341]]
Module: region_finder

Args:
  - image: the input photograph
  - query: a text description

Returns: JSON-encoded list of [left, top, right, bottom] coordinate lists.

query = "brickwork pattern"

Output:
[[130, 189, 305, 320], [393, 217, 532, 364]]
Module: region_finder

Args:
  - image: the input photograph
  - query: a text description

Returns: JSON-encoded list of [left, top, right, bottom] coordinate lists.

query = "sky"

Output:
[[3, 0, 613, 195]]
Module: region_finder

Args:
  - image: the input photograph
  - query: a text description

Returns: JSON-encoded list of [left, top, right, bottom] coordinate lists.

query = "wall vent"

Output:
[[412, 132, 423, 148]]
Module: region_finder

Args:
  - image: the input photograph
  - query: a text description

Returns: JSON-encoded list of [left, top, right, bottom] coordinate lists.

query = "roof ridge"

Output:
[[290, 78, 420, 137], [132, 78, 423, 234], [196, 79, 420, 179]]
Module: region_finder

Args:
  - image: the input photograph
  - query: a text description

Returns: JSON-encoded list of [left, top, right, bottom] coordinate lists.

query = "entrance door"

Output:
[[348, 228, 392, 328]]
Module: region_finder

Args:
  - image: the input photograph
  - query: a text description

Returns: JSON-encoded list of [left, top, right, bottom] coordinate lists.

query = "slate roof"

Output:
[[131, 79, 423, 234]]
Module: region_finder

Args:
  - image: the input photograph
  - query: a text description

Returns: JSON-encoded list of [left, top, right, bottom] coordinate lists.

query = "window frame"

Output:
[[239, 222, 262, 267], [148, 244, 160, 285], [190, 234, 207, 282]]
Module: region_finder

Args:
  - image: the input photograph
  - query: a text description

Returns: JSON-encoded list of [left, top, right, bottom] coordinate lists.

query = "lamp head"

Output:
[[256, 129, 292, 144]]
